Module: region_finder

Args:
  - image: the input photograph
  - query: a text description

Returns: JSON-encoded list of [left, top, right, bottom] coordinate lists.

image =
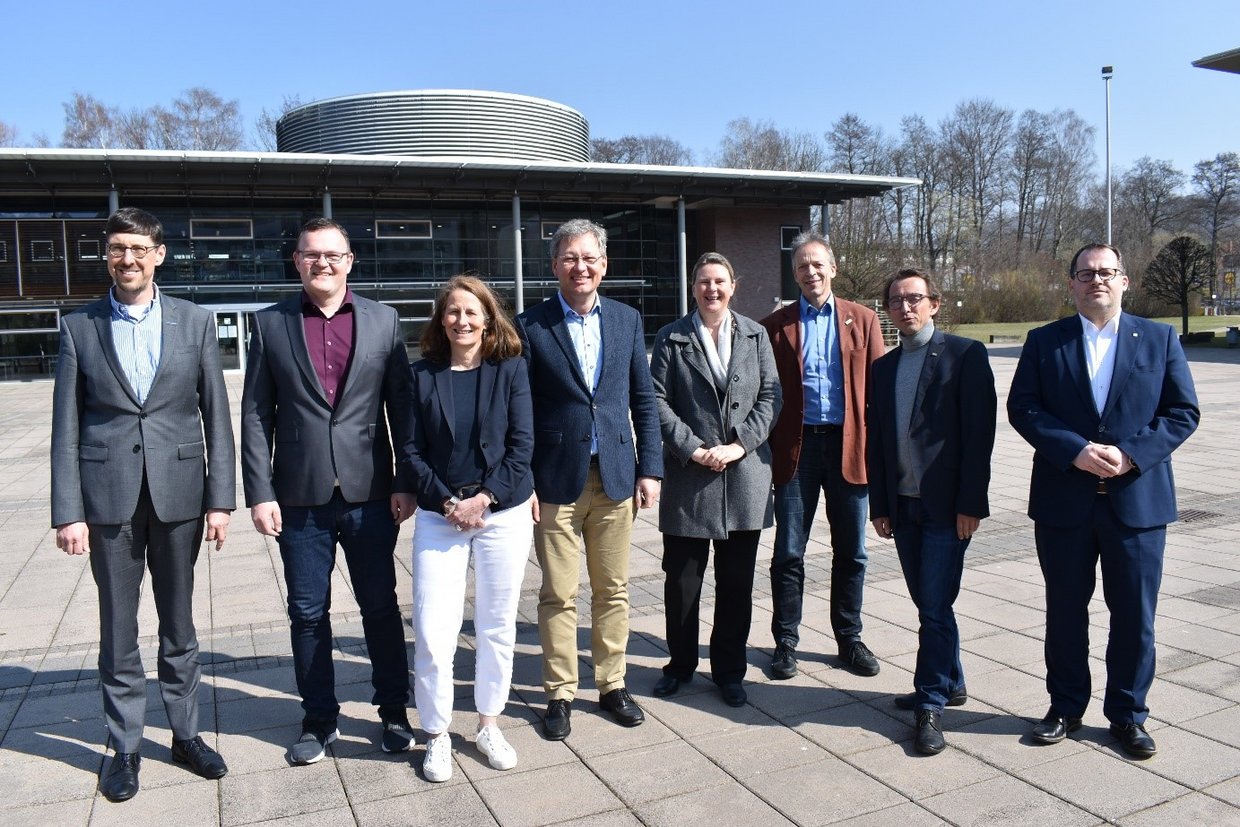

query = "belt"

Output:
[[589, 454, 600, 465], [803, 423, 842, 434], [455, 483, 484, 499], [1096, 480, 1107, 494]]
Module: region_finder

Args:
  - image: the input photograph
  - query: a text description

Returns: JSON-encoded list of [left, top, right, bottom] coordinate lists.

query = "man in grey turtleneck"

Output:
[[866, 268, 996, 755]]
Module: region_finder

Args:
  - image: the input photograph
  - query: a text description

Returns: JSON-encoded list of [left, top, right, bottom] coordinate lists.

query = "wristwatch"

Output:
[[443, 495, 460, 516], [480, 488, 498, 507]]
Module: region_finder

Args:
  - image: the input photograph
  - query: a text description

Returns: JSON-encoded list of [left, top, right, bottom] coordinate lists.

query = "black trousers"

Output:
[[661, 530, 760, 685]]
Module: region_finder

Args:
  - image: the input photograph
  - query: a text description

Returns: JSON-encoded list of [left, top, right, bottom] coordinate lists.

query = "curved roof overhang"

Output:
[[0, 148, 920, 209]]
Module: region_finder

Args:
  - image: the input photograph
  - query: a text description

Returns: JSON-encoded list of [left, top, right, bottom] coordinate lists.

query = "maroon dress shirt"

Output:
[[301, 289, 355, 407]]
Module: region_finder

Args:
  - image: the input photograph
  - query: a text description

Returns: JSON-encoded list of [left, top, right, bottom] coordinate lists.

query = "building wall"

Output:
[[697, 206, 810, 322]]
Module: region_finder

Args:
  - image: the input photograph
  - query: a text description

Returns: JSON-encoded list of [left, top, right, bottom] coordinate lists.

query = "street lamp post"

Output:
[[1103, 65, 1113, 245]]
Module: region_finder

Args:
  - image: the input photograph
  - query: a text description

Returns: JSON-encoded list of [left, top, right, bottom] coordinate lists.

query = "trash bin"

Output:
[[1228, 327, 1240, 348]]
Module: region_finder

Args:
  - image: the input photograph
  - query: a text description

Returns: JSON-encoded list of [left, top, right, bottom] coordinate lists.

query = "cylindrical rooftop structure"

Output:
[[277, 89, 591, 162]]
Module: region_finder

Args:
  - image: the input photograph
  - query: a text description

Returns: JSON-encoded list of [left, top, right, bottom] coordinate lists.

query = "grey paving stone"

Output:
[[1121, 792, 1240, 826], [87, 777, 220, 826], [744, 755, 908, 825], [849, 740, 1002, 799], [1016, 749, 1190, 821], [633, 781, 795, 827], [585, 740, 731, 805], [219, 762, 347, 825], [923, 774, 1101, 825], [473, 762, 622, 827]]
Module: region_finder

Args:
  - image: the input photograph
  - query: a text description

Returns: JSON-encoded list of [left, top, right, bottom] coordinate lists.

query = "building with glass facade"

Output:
[[0, 91, 917, 379]]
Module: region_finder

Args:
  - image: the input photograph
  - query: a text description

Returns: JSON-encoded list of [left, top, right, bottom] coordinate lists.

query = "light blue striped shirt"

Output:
[[800, 294, 845, 425], [109, 287, 163, 404], [558, 292, 603, 456]]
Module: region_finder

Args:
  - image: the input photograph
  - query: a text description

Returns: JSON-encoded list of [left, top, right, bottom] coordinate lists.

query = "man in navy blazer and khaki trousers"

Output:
[[516, 219, 663, 740], [1008, 243, 1199, 759], [241, 218, 416, 765], [51, 208, 234, 802]]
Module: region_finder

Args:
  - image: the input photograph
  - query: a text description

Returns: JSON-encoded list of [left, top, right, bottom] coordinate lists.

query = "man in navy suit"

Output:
[[1008, 243, 1199, 759], [241, 218, 416, 765], [516, 218, 663, 740], [868, 268, 995, 755]]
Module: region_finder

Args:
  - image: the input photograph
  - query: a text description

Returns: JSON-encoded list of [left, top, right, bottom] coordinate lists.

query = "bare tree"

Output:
[[61, 93, 116, 148], [591, 134, 693, 165], [254, 94, 306, 151], [165, 87, 243, 151], [715, 117, 824, 171], [1009, 109, 1052, 257], [826, 114, 889, 299], [940, 99, 1013, 280], [1117, 157, 1187, 240], [1143, 235, 1212, 335], [1192, 152, 1240, 299], [0, 121, 17, 146]]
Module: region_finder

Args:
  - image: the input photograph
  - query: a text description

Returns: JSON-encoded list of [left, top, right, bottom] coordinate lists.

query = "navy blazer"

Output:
[[402, 356, 534, 514], [1007, 314, 1199, 529], [867, 329, 996, 527], [516, 295, 663, 504], [241, 293, 412, 508]]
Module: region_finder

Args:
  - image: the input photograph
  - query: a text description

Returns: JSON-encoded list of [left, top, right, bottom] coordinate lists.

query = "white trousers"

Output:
[[412, 500, 533, 734]]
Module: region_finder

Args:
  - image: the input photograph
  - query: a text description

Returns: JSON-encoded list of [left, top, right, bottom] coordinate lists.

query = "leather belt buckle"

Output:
[[1096, 480, 1107, 494], [455, 483, 483, 499]]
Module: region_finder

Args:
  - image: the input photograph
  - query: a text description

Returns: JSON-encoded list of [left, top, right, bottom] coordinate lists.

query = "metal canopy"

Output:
[[0, 148, 919, 207], [1193, 47, 1240, 75]]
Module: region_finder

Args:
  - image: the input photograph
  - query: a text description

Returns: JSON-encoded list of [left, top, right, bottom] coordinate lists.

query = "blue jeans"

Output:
[[277, 490, 409, 723], [892, 496, 968, 712], [771, 426, 869, 648]]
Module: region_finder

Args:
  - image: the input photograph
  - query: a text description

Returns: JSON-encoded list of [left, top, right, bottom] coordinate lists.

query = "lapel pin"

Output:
[[845, 318, 853, 325]]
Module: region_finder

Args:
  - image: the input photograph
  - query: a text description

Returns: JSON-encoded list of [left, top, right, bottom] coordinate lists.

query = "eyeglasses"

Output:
[[886, 293, 928, 310], [296, 250, 351, 265], [106, 243, 161, 259], [556, 254, 603, 267], [1073, 268, 1121, 283]]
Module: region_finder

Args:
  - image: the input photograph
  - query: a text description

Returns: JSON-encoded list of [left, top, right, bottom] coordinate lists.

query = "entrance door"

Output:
[[215, 311, 242, 371]]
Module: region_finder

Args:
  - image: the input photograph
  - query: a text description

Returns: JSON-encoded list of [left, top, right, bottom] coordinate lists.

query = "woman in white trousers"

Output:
[[403, 275, 534, 783]]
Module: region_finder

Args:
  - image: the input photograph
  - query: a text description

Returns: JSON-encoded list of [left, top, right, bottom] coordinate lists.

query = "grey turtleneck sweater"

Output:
[[893, 319, 936, 497]]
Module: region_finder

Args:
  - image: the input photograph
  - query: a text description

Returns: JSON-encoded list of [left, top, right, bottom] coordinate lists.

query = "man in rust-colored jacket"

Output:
[[761, 230, 885, 681]]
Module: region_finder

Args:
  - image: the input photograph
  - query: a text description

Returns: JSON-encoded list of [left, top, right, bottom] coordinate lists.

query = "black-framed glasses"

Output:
[[296, 250, 351, 265], [1073, 268, 1121, 283], [556, 254, 603, 267], [106, 243, 161, 259], [886, 293, 928, 310]]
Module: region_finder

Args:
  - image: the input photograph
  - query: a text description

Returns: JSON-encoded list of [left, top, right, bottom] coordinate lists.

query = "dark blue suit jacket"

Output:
[[1007, 314, 1199, 529], [402, 356, 534, 514], [868, 329, 996, 527], [516, 295, 663, 504]]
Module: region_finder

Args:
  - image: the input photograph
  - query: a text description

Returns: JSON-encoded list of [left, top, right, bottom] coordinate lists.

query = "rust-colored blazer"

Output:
[[760, 297, 885, 486]]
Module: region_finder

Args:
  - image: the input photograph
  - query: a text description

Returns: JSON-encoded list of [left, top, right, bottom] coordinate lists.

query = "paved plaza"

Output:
[[1, 345, 1238, 826]]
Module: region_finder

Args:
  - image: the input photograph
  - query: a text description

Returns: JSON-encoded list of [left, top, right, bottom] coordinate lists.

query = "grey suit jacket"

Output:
[[50, 293, 236, 526], [240, 293, 412, 507], [650, 312, 781, 539]]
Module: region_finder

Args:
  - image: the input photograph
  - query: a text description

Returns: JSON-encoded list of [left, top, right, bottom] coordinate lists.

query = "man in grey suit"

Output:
[[515, 218, 663, 740], [51, 207, 235, 802], [241, 217, 416, 766]]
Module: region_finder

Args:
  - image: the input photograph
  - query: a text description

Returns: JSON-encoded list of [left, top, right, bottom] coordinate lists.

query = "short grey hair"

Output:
[[550, 218, 607, 259], [789, 229, 835, 266]]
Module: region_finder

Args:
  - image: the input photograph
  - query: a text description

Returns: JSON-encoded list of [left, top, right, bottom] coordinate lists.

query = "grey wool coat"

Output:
[[650, 311, 781, 539]]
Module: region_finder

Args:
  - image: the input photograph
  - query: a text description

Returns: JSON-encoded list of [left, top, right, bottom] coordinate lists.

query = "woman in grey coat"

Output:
[[649, 252, 781, 707]]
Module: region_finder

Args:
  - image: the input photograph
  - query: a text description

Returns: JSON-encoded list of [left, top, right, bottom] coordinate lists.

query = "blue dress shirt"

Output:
[[800, 294, 844, 425], [109, 287, 163, 405]]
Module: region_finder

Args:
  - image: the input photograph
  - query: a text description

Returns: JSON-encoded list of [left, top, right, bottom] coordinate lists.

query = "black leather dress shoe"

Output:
[[719, 683, 747, 708], [894, 687, 968, 710], [839, 641, 880, 676], [599, 688, 645, 727], [1110, 723, 1157, 759], [1031, 709, 1083, 744], [914, 709, 946, 755], [100, 752, 141, 802], [653, 674, 687, 697], [172, 735, 229, 779], [770, 644, 798, 680], [543, 699, 572, 740]]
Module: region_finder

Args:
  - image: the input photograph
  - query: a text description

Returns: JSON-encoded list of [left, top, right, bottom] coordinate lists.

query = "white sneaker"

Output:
[[422, 732, 452, 782], [475, 724, 518, 770]]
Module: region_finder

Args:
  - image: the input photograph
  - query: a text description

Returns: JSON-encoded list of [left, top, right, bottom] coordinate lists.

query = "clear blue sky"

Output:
[[4, 0, 1237, 181]]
